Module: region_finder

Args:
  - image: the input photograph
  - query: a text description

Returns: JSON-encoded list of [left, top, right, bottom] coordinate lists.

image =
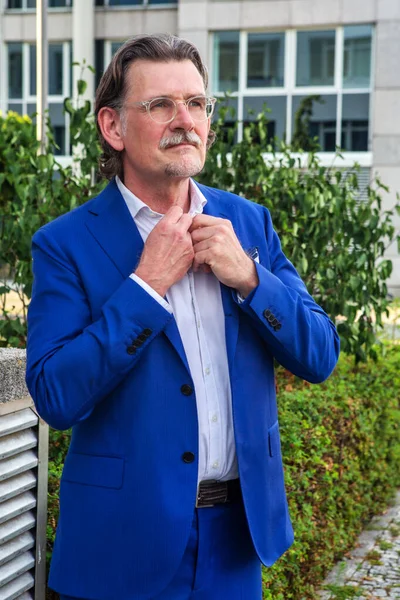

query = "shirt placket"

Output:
[[187, 270, 223, 480]]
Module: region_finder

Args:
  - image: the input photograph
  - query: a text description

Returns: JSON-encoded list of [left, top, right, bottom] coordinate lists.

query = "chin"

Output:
[[164, 158, 204, 178]]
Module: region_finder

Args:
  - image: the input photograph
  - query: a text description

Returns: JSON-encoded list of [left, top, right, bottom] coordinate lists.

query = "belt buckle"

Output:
[[196, 480, 228, 508]]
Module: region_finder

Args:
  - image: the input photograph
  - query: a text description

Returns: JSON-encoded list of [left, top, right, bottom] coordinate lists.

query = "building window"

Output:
[[343, 25, 372, 89], [213, 31, 239, 93], [95, 0, 177, 6], [296, 30, 335, 87], [6, 41, 71, 155], [247, 33, 285, 88], [95, 40, 126, 88], [7, 0, 72, 7], [212, 25, 373, 153]]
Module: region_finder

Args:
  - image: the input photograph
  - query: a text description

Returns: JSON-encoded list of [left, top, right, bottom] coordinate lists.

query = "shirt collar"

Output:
[[115, 176, 207, 220]]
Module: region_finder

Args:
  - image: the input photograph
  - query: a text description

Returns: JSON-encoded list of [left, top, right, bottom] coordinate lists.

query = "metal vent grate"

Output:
[[0, 400, 47, 600], [336, 167, 371, 203]]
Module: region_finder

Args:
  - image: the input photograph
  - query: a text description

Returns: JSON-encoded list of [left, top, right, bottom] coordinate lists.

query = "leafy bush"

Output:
[[0, 95, 104, 348], [1, 94, 400, 361], [198, 107, 400, 362]]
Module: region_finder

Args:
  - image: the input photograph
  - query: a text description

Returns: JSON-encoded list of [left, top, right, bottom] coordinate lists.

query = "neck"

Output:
[[122, 173, 191, 214]]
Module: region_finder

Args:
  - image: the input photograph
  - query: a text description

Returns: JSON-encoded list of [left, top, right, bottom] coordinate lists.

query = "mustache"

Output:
[[159, 132, 202, 149]]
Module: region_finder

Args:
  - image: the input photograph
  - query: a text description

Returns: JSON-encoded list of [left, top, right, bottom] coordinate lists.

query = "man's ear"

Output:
[[97, 107, 125, 152]]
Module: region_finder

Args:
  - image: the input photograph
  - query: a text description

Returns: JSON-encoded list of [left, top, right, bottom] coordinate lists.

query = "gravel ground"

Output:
[[319, 490, 400, 599]]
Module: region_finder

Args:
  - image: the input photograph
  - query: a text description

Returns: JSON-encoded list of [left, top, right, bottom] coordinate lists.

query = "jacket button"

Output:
[[181, 384, 193, 396], [137, 333, 147, 343], [127, 345, 136, 355], [274, 323, 282, 331], [132, 339, 142, 348], [182, 452, 195, 463], [263, 309, 272, 319], [271, 318, 278, 327], [143, 328, 152, 337]]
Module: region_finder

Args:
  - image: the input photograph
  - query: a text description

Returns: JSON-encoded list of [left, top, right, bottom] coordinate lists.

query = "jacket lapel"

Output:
[[85, 180, 190, 373], [85, 180, 144, 279]]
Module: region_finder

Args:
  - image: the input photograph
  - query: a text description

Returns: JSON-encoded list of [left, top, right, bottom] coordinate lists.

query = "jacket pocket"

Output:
[[268, 421, 281, 458], [61, 452, 124, 489]]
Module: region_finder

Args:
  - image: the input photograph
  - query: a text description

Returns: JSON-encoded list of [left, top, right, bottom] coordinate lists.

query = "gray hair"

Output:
[[95, 33, 216, 180]]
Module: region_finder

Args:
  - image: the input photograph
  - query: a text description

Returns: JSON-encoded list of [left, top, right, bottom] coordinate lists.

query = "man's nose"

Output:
[[170, 102, 195, 130]]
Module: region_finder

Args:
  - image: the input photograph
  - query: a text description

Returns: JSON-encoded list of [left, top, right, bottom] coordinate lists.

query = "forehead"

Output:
[[125, 59, 205, 99]]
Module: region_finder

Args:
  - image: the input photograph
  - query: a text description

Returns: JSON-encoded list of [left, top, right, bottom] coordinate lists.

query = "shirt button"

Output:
[[181, 384, 193, 396], [205, 367, 210, 376], [211, 414, 218, 423], [212, 461, 219, 469], [182, 452, 195, 464]]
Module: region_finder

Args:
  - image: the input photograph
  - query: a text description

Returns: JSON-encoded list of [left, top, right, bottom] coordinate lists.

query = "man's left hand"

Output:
[[189, 215, 259, 298]]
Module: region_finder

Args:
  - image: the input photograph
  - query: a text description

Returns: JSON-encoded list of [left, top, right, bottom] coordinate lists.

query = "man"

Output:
[[26, 34, 340, 600]]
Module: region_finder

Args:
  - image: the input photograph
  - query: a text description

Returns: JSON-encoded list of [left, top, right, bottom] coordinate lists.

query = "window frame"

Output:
[[210, 25, 375, 165], [95, 0, 177, 8], [5, 0, 73, 9], [4, 40, 71, 155]]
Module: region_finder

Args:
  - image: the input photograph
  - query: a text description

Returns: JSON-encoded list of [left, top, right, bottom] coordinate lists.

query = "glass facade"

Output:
[[247, 33, 285, 88], [6, 42, 71, 154], [296, 30, 336, 87], [213, 25, 373, 152], [7, 43, 23, 99], [7, 0, 72, 7], [343, 25, 372, 89], [213, 31, 240, 93]]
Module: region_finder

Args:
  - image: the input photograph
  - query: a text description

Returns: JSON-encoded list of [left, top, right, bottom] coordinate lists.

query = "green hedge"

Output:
[[45, 344, 400, 599], [262, 343, 400, 599]]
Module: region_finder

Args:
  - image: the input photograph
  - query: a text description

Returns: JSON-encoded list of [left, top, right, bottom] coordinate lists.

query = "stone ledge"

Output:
[[0, 348, 28, 404]]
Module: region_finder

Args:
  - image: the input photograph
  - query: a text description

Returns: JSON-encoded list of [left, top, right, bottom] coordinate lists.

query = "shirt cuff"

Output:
[[130, 273, 172, 314]]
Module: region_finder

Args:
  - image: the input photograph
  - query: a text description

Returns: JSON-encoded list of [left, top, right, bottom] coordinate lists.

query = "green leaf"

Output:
[[77, 79, 87, 96]]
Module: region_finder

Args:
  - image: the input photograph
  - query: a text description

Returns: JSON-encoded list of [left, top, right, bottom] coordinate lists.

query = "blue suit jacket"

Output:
[[26, 180, 339, 600]]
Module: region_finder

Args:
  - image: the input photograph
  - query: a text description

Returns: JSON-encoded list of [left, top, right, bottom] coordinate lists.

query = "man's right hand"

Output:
[[134, 206, 194, 297]]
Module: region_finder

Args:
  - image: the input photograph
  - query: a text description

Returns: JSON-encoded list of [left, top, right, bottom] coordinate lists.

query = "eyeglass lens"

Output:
[[148, 96, 213, 123]]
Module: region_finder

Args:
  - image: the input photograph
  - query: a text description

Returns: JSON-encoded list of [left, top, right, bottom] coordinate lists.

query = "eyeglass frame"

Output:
[[123, 95, 217, 124]]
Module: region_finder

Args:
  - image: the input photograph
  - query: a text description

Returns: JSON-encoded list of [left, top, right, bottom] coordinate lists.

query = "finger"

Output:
[[192, 249, 212, 271], [163, 205, 184, 224], [191, 225, 220, 243], [178, 213, 194, 232], [192, 239, 213, 254], [189, 214, 222, 233]]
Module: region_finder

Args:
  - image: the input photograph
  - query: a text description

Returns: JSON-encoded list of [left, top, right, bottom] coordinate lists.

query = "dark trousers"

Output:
[[60, 497, 262, 600]]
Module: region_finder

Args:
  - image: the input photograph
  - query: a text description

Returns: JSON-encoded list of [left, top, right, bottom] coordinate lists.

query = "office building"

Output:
[[1, 0, 399, 293]]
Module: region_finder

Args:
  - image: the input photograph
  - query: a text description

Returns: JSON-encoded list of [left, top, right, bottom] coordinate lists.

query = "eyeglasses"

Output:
[[125, 95, 217, 124]]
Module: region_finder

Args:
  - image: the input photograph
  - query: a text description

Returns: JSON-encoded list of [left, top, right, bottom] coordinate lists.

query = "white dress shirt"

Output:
[[116, 176, 238, 483]]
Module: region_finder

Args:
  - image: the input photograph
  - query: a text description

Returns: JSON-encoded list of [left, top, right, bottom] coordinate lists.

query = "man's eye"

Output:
[[189, 99, 205, 108], [151, 99, 170, 110]]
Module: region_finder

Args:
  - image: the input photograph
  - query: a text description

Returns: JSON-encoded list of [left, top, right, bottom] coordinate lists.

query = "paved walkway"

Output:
[[319, 490, 400, 599]]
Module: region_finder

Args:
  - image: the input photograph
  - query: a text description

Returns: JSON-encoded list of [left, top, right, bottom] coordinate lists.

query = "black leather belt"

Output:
[[196, 479, 241, 508]]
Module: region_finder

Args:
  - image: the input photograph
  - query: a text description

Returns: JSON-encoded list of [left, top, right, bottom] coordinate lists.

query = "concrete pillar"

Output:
[[372, 13, 400, 297], [72, 0, 95, 103]]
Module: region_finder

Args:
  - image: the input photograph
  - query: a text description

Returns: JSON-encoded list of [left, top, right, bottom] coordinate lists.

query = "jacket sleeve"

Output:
[[26, 228, 173, 430], [236, 207, 340, 383]]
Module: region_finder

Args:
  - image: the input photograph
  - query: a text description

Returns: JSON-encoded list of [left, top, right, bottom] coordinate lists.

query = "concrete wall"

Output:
[[372, 4, 400, 295], [0, 348, 28, 404]]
